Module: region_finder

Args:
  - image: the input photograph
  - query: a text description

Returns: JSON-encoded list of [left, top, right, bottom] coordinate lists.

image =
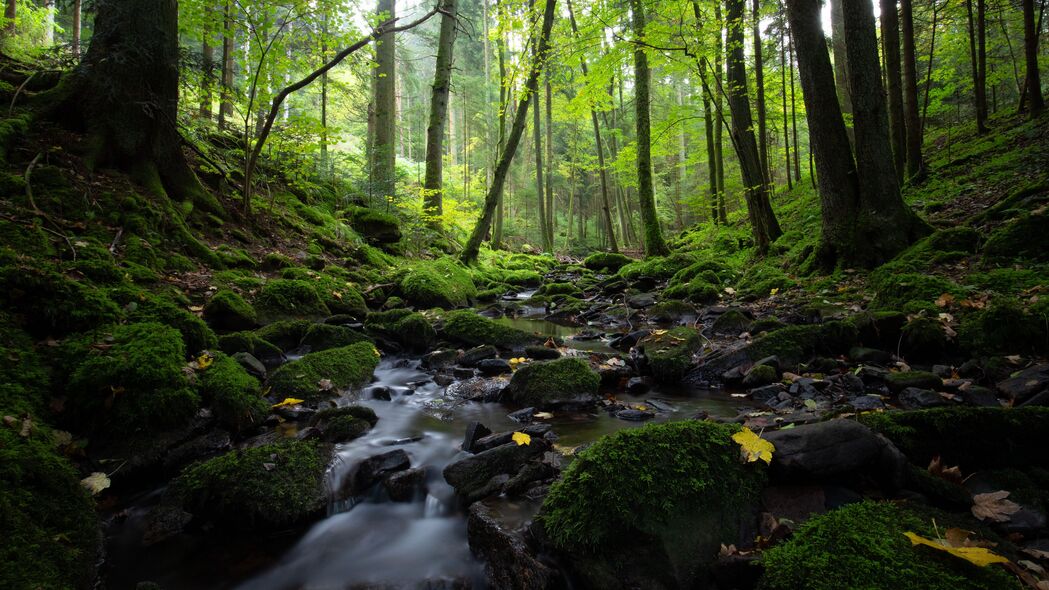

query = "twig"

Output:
[[109, 228, 123, 254], [24, 152, 43, 215], [9, 72, 35, 116]]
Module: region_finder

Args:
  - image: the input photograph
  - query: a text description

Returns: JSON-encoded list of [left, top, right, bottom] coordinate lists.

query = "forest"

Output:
[[0, 0, 1047, 587]]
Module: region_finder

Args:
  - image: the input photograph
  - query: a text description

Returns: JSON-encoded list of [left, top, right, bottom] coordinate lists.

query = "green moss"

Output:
[[958, 298, 1043, 355], [364, 309, 436, 352], [964, 267, 1049, 295], [311, 406, 378, 443], [870, 272, 964, 312], [884, 370, 941, 392], [502, 357, 599, 406], [442, 310, 539, 349], [0, 265, 122, 337], [900, 316, 949, 361], [343, 206, 402, 244], [736, 264, 796, 298], [536, 282, 582, 298], [711, 309, 753, 334], [313, 404, 379, 426], [255, 279, 331, 323], [760, 501, 1019, 590], [280, 267, 367, 316], [67, 322, 199, 435], [646, 300, 697, 322], [171, 440, 332, 530], [640, 327, 702, 382], [983, 212, 1049, 263], [300, 323, 371, 352], [859, 407, 1049, 471], [203, 289, 257, 332], [399, 258, 477, 309], [261, 252, 294, 271], [255, 320, 312, 352], [355, 244, 395, 269], [617, 253, 699, 281], [128, 295, 217, 355], [480, 268, 543, 287], [267, 342, 380, 400], [583, 252, 633, 272], [663, 278, 721, 303], [216, 245, 258, 269], [0, 428, 100, 590], [0, 317, 51, 416], [0, 219, 55, 259], [198, 353, 267, 434], [541, 421, 765, 550]]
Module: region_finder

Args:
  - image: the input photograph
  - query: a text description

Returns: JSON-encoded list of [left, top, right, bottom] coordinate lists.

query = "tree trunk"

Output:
[[753, 0, 768, 184], [881, 0, 906, 180], [713, 2, 726, 224], [545, 75, 555, 246], [966, 0, 988, 133], [423, 0, 457, 227], [533, 69, 550, 251], [201, 6, 215, 120], [977, 0, 987, 125], [43, 0, 55, 45], [1022, 0, 1045, 117], [631, 0, 669, 257], [726, 0, 781, 254], [830, 0, 853, 138], [703, 81, 719, 222], [781, 24, 792, 190], [789, 31, 801, 181], [219, 0, 234, 128], [492, 0, 507, 249], [72, 0, 83, 59], [900, 0, 924, 178], [373, 0, 397, 199], [461, 0, 556, 264]]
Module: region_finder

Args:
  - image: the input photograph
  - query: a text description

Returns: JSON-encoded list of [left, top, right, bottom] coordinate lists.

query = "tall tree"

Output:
[[492, 0, 508, 248], [900, 0, 924, 178], [713, 2, 727, 223], [219, 0, 235, 128], [725, 0, 781, 253], [830, 0, 853, 137], [72, 0, 83, 59], [780, 20, 792, 190], [533, 68, 550, 251], [1022, 0, 1044, 117], [422, 0, 458, 227], [881, 0, 906, 179], [200, 5, 216, 120], [966, 0, 988, 133], [461, 0, 557, 264], [631, 0, 670, 256], [372, 0, 397, 199], [753, 0, 769, 183], [545, 76, 555, 245]]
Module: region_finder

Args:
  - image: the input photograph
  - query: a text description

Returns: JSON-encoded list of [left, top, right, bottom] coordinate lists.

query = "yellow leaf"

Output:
[[272, 398, 305, 409], [512, 431, 532, 446], [731, 427, 775, 464], [81, 472, 111, 495], [904, 532, 1010, 567], [197, 353, 214, 369], [770, 287, 780, 295]]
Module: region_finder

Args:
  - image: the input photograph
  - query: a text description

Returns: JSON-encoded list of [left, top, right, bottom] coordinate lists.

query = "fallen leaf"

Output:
[[904, 531, 1009, 567], [272, 398, 305, 409], [81, 472, 111, 495], [511, 431, 531, 446], [928, 455, 964, 485], [770, 287, 780, 296], [332, 291, 343, 301], [317, 379, 333, 391], [196, 353, 213, 370], [724, 287, 736, 295], [936, 293, 955, 307], [732, 427, 775, 464], [19, 417, 33, 438], [534, 411, 554, 419], [972, 491, 1021, 523]]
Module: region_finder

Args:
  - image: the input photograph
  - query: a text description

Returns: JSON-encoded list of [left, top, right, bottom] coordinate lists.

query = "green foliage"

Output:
[[502, 357, 599, 406], [171, 440, 332, 530], [0, 264, 122, 337], [760, 501, 1019, 590], [198, 352, 267, 434], [441, 310, 539, 348], [267, 342, 379, 400], [279, 267, 367, 316], [541, 421, 765, 549]]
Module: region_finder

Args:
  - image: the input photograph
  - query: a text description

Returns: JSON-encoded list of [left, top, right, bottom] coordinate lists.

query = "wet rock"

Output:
[[142, 504, 194, 546], [366, 385, 393, 401], [849, 347, 892, 365], [462, 421, 493, 453], [163, 429, 232, 471], [443, 439, 550, 503], [460, 345, 499, 367], [626, 377, 651, 394], [743, 364, 778, 388], [856, 365, 891, 384], [849, 395, 886, 411], [503, 461, 557, 496], [445, 377, 505, 402], [957, 385, 1000, 407], [524, 345, 560, 360], [274, 405, 316, 421], [433, 374, 455, 387], [452, 367, 476, 380], [472, 424, 553, 453], [884, 371, 941, 394], [932, 364, 954, 378], [997, 364, 1049, 403], [627, 293, 657, 308], [750, 384, 786, 407], [346, 449, 411, 496], [478, 358, 512, 376], [233, 352, 267, 380], [615, 408, 655, 421], [467, 499, 560, 590], [508, 407, 536, 423], [501, 358, 600, 408], [764, 420, 907, 492], [609, 329, 650, 351], [898, 387, 947, 410], [422, 349, 459, 370], [383, 467, 427, 502]]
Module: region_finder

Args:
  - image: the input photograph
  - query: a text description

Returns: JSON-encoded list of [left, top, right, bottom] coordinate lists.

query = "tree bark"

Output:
[[373, 0, 397, 199], [1022, 0, 1045, 117], [881, 0, 906, 180], [725, 0, 781, 253], [789, 31, 801, 181], [201, 5, 215, 120], [72, 0, 82, 59], [966, 0, 988, 133], [492, 0, 507, 248], [461, 0, 556, 264], [830, 0, 853, 138], [781, 23, 792, 190], [713, 2, 727, 223], [545, 76, 555, 245], [753, 0, 768, 184], [977, 0, 987, 125], [423, 0, 458, 227], [900, 0, 924, 178], [631, 0, 670, 257], [533, 66, 550, 251], [219, 0, 234, 128]]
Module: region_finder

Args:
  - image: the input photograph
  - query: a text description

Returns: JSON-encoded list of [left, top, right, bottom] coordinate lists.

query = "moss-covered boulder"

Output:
[[640, 327, 702, 382], [502, 357, 600, 407], [310, 405, 379, 443], [364, 309, 436, 351], [255, 279, 331, 323], [399, 258, 477, 309], [203, 289, 257, 332], [617, 253, 699, 281], [0, 318, 51, 416], [958, 298, 1044, 355], [267, 342, 380, 400], [300, 322, 371, 352], [536, 282, 583, 298], [871, 272, 963, 312], [198, 352, 267, 434], [0, 264, 122, 337], [859, 407, 1049, 471], [254, 319, 312, 352], [0, 428, 100, 590], [170, 440, 333, 531], [663, 278, 721, 304], [983, 212, 1049, 263], [646, 300, 698, 323], [67, 322, 199, 435], [884, 370, 941, 393], [583, 251, 634, 273], [280, 267, 368, 316], [540, 421, 765, 589], [127, 295, 218, 355], [345, 206, 402, 245], [760, 501, 1018, 590], [442, 310, 540, 349]]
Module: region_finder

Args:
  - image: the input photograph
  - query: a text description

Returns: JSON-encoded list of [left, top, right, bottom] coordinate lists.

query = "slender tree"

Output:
[[966, 0, 988, 133], [492, 0, 508, 248], [753, 0, 769, 183], [1022, 0, 1044, 117], [373, 0, 398, 199], [881, 0, 906, 179], [422, 0, 458, 227], [200, 5, 216, 120], [545, 76, 555, 244], [780, 20, 792, 190], [219, 0, 235, 128], [713, 2, 727, 223], [72, 0, 83, 59], [900, 0, 924, 178], [533, 68, 550, 251], [830, 0, 853, 138], [631, 0, 670, 256]]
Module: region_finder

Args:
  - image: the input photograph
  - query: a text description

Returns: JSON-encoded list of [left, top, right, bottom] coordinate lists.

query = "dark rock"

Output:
[[383, 467, 427, 502], [433, 374, 455, 387], [443, 439, 550, 503], [743, 364, 778, 388], [472, 424, 552, 453], [750, 384, 786, 406], [1021, 390, 1049, 407], [460, 345, 499, 367], [957, 385, 1000, 407], [804, 357, 845, 374], [849, 347, 892, 365], [462, 421, 492, 453], [849, 395, 886, 411], [422, 349, 459, 370], [856, 365, 891, 383], [503, 461, 557, 496], [753, 355, 781, 372], [625, 377, 650, 394], [628, 293, 657, 308], [764, 420, 907, 491], [445, 377, 505, 402], [524, 345, 561, 360], [142, 504, 193, 546], [366, 385, 393, 401], [346, 450, 410, 496], [997, 364, 1049, 403], [508, 407, 536, 423], [615, 408, 655, 421], [610, 329, 651, 351], [898, 387, 947, 410], [884, 371, 942, 394], [478, 358, 512, 376], [932, 365, 954, 378], [163, 429, 232, 471], [711, 308, 753, 335], [233, 352, 267, 380], [710, 553, 763, 590], [467, 500, 559, 590]]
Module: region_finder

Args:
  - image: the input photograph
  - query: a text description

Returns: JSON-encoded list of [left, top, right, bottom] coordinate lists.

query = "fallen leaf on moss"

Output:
[[732, 427, 775, 464], [272, 398, 305, 409], [196, 353, 213, 370], [928, 455, 964, 485], [972, 491, 1021, 522], [511, 431, 531, 446], [904, 531, 1009, 567]]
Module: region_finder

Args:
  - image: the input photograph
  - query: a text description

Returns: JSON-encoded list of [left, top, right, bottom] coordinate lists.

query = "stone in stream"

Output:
[[421, 349, 459, 370], [477, 358, 512, 376], [507, 407, 536, 423], [997, 364, 1049, 403], [625, 376, 650, 394], [848, 395, 886, 412], [383, 467, 427, 502], [459, 345, 499, 367], [749, 383, 786, 407], [627, 293, 658, 308], [956, 385, 1000, 407], [345, 449, 411, 497], [884, 371, 942, 394], [443, 438, 550, 503], [471, 424, 553, 454], [462, 421, 492, 453], [366, 385, 393, 401], [233, 352, 267, 380], [609, 329, 651, 351], [501, 357, 600, 408], [742, 364, 778, 388], [524, 345, 560, 360], [897, 387, 947, 410], [445, 377, 505, 402], [615, 408, 655, 421]]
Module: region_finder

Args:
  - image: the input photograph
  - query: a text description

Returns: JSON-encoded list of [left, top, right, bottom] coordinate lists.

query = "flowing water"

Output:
[[103, 318, 741, 589]]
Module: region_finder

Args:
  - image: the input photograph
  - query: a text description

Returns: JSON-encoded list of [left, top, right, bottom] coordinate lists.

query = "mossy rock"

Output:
[[311, 405, 379, 443], [760, 501, 1019, 590], [300, 322, 371, 352], [198, 352, 267, 434], [859, 407, 1049, 471], [399, 258, 477, 309], [640, 327, 702, 383], [502, 357, 600, 407], [0, 264, 122, 337], [647, 300, 697, 322], [900, 316, 950, 361], [884, 370, 942, 393], [0, 428, 100, 590], [261, 252, 294, 271], [536, 282, 583, 298], [736, 265, 795, 299], [255, 319, 313, 352], [67, 322, 199, 435], [540, 421, 765, 588], [171, 440, 333, 531], [279, 267, 367, 316], [203, 289, 257, 332], [364, 309, 436, 352], [747, 322, 858, 367], [255, 279, 331, 323], [217, 331, 284, 362], [0, 318, 51, 416], [711, 309, 753, 335], [267, 342, 380, 400], [983, 212, 1049, 263], [583, 252, 633, 273], [344, 206, 402, 245], [126, 295, 218, 355], [663, 278, 720, 304], [617, 253, 700, 282], [958, 298, 1044, 355], [0, 219, 55, 259], [442, 310, 540, 349], [853, 310, 908, 350], [870, 272, 964, 313]]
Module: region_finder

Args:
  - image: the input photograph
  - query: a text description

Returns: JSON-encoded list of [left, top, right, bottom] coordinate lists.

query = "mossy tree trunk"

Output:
[[631, 0, 670, 257], [422, 0, 458, 228], [900, 0, 925, 178], [881, 0, 906, 181], [1021, 0, 1044, 117], [372, 0, 397, 200]]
